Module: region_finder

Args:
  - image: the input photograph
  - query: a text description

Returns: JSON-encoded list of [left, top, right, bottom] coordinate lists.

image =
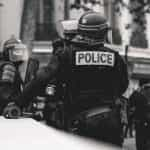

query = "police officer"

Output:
[[10, 11, 128, 145], [129, 80, 150, 150], [0, 36, 28, 118]]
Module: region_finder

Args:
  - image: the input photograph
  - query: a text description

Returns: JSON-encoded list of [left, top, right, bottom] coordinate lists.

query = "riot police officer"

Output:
[[10, 12, 128, 145], [0, 36, 28, 118]]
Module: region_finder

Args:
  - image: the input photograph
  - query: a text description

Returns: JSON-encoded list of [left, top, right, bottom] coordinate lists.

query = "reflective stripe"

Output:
[[78, 23, 108, 31]]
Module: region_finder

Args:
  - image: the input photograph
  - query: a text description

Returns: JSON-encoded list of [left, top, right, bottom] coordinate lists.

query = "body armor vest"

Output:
[[65, 44, 119, 99]]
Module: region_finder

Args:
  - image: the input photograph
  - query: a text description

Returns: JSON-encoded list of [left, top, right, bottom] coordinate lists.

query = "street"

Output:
[[0, 116, 139, 150], [0, 117, 120, 150]]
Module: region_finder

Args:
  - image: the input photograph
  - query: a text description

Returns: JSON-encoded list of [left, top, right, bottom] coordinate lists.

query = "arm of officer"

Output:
[[128, 91, 143, 120], [1, 63, 16, 84], [0, 63, 17, 100], [117, 55, 129, 96], [16, 54, 60, 107], [0, 63, 18, 117]]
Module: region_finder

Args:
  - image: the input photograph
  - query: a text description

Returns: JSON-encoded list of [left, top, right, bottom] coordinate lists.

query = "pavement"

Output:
[[0, 116, 137, 150], [123, 137, 136, 150], [0, 117, 120, 150]]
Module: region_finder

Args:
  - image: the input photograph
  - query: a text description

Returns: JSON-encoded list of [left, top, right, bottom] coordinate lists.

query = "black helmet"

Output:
[[3, 36, 22, 60], [78, 11, 110, 42]]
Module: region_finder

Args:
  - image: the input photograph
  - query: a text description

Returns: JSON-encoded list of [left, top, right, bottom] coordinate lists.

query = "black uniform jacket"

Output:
[[16, 38, 129, 107]]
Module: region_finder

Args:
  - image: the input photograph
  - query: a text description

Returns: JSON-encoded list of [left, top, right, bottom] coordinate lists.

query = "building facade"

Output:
[[0, 0, 111, 48], [0, 0, 24, 49], [1, 0, 150, 98]]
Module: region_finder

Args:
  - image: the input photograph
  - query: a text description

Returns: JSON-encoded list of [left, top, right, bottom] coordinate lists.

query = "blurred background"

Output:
[[0, 0, 150, 98]]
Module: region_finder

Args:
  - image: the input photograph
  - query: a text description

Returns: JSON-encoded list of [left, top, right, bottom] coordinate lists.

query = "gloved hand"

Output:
[[2, 102, 22, 119]]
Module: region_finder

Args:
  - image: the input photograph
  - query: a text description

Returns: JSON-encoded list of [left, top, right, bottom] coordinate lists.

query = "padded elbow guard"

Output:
[[1, 63, 16, 84]]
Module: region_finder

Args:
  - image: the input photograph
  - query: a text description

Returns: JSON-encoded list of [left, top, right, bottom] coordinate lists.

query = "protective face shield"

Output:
[[8, 43, 29, 63], [3, 37, 22, 60], [57, 20, 78, 39]]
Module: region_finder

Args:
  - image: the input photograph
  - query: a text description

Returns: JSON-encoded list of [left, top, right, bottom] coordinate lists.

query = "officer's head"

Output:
[[78, 11, 111, 43], [3, 36, 28, 64]]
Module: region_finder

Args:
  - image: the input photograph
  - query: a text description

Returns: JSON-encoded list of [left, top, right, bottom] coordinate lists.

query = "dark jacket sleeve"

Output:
[[116, 54, 129, 96], [0, 62, 19, 110], [16, 54, 59, 107], [0, 62, 17, 99], [129, 90, 147, 120]]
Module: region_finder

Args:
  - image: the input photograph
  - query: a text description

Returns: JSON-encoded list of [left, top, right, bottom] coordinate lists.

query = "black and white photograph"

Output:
[[1, 0, 150, 149]]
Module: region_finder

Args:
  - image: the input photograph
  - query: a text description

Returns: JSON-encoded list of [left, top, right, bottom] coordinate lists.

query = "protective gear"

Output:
[[3, 36, 21, 60], [8, 43, 28, 63], [1, 63, 16, 84], [0, 61, 22, 114], [0, 37, 26, 115], [14, 13, 128, 146], [57, 20, 78, 40], [15, 38, 128, 112], [3, 36, 28, 63], [78, 11, 110, 42], [15, 13, 128, 109]]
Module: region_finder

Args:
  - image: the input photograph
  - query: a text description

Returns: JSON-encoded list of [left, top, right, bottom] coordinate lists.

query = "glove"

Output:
[[2, 102, 22, 119]]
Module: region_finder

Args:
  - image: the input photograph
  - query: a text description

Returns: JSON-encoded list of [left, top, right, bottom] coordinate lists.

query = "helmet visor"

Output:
[[57, 20, 78, 39], [8, 44, 29, 62]]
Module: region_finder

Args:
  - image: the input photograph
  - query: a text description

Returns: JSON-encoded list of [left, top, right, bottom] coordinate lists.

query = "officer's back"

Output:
[[54, 12, 128, 104]]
